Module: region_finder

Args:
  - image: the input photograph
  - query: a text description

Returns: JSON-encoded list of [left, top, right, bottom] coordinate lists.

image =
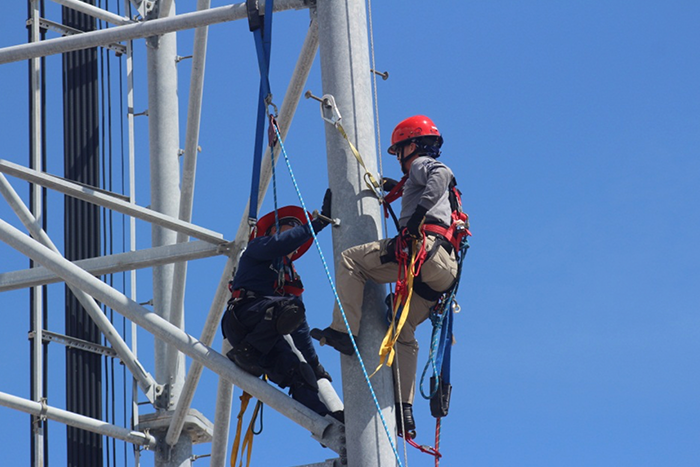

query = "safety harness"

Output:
[[375, 178, 469, 378], [229, 255, 304, 300], [380, 172, 471, 464], [384, 174, 471, 250]]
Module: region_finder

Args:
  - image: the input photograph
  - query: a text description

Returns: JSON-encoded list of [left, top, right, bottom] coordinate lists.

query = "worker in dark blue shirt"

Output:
[[221, 190, 340, 419]]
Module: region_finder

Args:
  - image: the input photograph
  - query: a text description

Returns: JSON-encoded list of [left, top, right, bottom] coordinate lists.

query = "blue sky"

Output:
[[1, 1, 699, 466]]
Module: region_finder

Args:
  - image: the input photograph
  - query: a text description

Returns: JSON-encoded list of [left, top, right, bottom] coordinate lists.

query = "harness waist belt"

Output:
[[422, 223, 459, 251], [231, 289, 259, 300]]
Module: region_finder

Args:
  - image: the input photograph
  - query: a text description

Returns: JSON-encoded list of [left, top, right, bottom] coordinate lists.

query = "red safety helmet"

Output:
[[387, 115, 443, 155], [251, 205, 313, 261]]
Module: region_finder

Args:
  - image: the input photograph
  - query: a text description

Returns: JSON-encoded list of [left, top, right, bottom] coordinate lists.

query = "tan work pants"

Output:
[[330, 234, 458, 403]]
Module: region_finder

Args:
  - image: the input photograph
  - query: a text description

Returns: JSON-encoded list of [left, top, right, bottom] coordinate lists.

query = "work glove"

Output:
[[311, 188, 332, 234], [405, 205, 428, 238], [382, 177, 399, 192], [321, 188, 332, 218]]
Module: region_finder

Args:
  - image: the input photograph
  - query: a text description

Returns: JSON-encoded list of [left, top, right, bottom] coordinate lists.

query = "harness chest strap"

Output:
[[384, 175, 408, 205], [382, 175, 408, 222], [275, 258, 304, 296]]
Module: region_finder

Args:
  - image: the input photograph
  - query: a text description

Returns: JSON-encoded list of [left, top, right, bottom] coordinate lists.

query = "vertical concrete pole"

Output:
[[146, 1, 190, 465], [317, 1, 397, 466]]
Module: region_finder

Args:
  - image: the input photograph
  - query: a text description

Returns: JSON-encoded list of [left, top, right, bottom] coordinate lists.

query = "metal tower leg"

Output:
[[146, 1, 191, 465], [317, 0, 398, 466]]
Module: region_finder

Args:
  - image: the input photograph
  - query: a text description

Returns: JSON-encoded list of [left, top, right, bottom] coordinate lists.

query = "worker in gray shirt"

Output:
[[312, 115, 463, 438]]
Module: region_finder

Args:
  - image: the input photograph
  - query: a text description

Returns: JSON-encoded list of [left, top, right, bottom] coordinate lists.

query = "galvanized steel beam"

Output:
[[0, 390, 157, 448], [0, 0, 310, 65], [0, 159, 227, 245], [317, 0, 398, 465], [0, 241, 223, 292], [0, 217, 346, 455]]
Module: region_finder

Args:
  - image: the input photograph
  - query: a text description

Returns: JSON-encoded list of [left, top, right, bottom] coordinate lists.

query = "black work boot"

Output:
[[310, 327, 356, 356], [226, 343, 264, 377], [396, 402, 416, 439]]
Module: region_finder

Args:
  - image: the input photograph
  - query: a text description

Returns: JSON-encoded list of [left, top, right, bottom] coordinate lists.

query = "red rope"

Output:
[[410, 231, 428, 277], [394, 231, 411, 301], [398, 431, 442, 459], [435, 418, 442, 467]]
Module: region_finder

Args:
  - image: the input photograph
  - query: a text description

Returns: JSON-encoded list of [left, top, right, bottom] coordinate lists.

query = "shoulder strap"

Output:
[[382, 175, 408, 231], [448, 176, 462, 214]]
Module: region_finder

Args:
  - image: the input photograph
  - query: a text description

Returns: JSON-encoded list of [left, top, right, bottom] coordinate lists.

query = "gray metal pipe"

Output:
[[0, 390, 157, 448], [0, 241, 222, 292], [0, 159, 226, 245], [50, 0, 133, 26], [0, 218, 345, 454], [145, 3, 190, 464], [28, 1, 45, 464], [123, 4, 142, 460], [159, 0, 175, 19], [165, 0, 212, 432], [317, 0, 398, 465], [147, 0, 182, 394], [165, 15, 321, 447], [0, 0, 310, 65], [209, 339, 234, 467]]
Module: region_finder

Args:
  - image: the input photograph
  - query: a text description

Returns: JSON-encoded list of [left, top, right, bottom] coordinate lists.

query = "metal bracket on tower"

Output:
[[136, 409, 214, 445], [309, 417, 346, 462], [304, 91, 342, 127], [128, 0, 153, 19]]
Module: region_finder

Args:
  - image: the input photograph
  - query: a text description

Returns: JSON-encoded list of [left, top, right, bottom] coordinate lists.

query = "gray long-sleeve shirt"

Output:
[[399, 155, 454, 227]]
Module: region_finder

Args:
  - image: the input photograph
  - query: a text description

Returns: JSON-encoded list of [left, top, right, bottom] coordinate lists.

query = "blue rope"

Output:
[[270, 137, 284, 281], [419, 240, 469, 399], [271, 123, 405, 467], [420, 299, 451, 399], [270, 136, 280, 233]]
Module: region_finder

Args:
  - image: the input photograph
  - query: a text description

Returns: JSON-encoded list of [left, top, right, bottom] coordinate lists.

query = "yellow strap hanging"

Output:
[[335, 122, 383, 196], [231, 392, 264, 467], [230, 392, 252, 467], [372, 240, 418, 376], [239, 400, 263, 467]]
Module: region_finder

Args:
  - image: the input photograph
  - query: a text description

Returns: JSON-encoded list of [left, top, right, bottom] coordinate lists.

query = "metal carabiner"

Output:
[[305, 90, 342, 127], [264, 93, 278, 118]]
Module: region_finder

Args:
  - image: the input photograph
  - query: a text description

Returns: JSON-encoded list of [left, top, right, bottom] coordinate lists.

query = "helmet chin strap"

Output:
[[398, 144, 420, 173]]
